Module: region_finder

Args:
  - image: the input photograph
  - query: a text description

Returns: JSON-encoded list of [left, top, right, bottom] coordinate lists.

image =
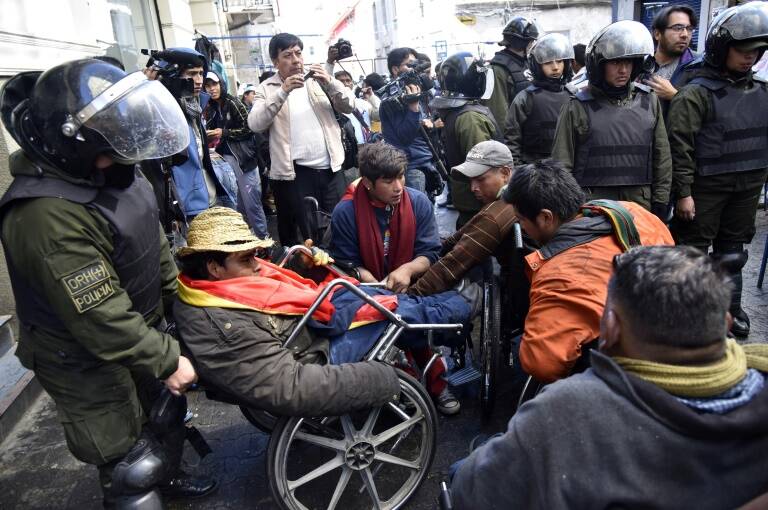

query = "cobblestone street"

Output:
[[1, 209, 767, 509]]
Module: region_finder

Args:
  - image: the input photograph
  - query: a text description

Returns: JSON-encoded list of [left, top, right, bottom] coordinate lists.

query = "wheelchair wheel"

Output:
[[516, 375, 543, 411], [479, 277, 502, 420], [240, 405, 278, 434], [267, 369, 437, 510]]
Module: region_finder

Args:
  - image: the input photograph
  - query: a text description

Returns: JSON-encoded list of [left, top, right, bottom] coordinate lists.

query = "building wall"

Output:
[[0, 0, 217, 329]]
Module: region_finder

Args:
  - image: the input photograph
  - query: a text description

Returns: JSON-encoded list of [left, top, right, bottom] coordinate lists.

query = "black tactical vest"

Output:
[[691, 76, 768, 176], [442, 103, 502, 169], [521, 85, 571, 159], [491, 51, 531, 100], [0, 169, 162, 331], [573, 87, 656, 187]]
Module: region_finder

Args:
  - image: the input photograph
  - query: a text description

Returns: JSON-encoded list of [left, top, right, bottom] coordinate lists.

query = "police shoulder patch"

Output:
[[61, 260, 115, 313]]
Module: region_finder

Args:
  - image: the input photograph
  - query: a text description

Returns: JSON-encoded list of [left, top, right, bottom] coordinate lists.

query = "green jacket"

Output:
[[2, 151, 180, 379], [667, 68, 765, 198], [551, 84, 672, 205], [448, 110, 499, 216]]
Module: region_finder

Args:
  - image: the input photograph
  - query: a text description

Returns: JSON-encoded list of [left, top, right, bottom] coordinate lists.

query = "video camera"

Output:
[[331, 39, 353, 60], [378, 59, 433, 104], [141, 48, 206, 98]]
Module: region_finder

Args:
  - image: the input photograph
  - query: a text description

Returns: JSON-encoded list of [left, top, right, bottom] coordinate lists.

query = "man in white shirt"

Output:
[[248, 33, 355, 246]]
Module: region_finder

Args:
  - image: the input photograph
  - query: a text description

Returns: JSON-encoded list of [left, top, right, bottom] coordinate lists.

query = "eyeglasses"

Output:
[[666, 24, 696, 34]]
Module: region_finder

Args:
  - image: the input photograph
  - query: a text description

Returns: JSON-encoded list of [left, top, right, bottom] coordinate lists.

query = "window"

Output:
[[107, 0, 163, 72]]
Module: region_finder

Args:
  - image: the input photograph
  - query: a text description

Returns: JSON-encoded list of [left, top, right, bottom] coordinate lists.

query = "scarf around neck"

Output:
[[347, 180, 416, 281], [613, 339, 768, 398]]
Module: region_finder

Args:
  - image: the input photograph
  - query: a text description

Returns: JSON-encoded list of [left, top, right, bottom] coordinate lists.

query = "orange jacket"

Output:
[[520, 202, 674, 383]]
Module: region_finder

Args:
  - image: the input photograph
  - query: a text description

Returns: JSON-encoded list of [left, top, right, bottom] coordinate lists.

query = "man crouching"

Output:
[[173, 207, 401, 416]]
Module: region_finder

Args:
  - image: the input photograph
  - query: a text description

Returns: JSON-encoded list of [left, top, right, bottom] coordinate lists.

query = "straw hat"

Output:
[[176, 207, 274, 258]]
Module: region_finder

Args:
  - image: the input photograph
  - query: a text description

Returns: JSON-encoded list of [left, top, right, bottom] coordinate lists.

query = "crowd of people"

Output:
[[0, 1, 767, 509]]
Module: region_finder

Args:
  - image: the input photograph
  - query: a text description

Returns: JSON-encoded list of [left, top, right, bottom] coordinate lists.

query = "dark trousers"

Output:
[[271, 164, 345, 246], [671, 169, 768, 250]]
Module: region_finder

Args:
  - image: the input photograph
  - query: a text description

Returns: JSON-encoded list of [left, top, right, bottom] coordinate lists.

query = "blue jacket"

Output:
[[329, 187, 441, 272], [380, 105, 433, 170]]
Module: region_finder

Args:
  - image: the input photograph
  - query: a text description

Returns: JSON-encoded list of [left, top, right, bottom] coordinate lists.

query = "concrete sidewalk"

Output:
[[1, 210, 767, 509]]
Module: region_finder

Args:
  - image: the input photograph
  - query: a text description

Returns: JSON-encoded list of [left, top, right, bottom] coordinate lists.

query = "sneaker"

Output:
[[435, 388, 461, 416]]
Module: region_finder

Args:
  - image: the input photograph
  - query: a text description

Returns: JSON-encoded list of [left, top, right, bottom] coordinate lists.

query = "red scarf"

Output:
[[345, 180, 416, 281], [178, 258, 397, 323]]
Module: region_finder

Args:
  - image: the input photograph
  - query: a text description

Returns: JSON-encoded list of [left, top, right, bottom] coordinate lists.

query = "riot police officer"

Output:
[[667, 1, 768, 337], [0, 60, 216, 507], [487, 16, 539, 132], [551, 20, 672, 217], [431, 52, 501, 227], [505, 33, 574, 164]]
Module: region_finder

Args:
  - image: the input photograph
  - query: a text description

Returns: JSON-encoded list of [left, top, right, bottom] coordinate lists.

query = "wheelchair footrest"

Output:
[[445, 365, 482, 386]]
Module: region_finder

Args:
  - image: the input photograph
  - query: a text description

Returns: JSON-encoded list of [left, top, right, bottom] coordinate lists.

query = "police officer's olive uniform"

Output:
[[505, 84, 571, 164], [551, 83, 673, 210]]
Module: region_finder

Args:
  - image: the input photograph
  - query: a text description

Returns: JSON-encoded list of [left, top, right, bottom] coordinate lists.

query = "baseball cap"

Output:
[[453, 141, 514, 178], [205, 71, 220, 82], [243, 84, 257, 93]]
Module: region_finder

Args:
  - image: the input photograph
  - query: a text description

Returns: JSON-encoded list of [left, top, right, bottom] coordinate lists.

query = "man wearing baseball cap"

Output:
[[410, 141, 531, 332]]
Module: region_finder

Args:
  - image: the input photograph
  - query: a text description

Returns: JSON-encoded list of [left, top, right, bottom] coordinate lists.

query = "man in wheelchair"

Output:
[[172, 207, 476, 417], [451, 246, 768, 508], [329, 142, 464, 415], [501, 161, 674, 383]]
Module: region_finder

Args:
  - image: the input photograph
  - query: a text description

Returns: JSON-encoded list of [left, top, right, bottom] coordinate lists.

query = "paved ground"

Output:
[[1, 204, 767, 509]]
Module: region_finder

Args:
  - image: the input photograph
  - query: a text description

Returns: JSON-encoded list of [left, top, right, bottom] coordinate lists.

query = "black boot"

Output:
[[159, 471, 218, 500], [712, 246, 750, 338]]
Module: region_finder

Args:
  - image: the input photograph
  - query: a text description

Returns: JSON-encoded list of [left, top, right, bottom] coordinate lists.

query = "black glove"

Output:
[[651, 202, 670, 222]]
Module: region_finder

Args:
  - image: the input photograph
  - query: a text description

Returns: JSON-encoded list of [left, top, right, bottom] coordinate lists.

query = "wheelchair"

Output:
[[180, 245, 464, 510]]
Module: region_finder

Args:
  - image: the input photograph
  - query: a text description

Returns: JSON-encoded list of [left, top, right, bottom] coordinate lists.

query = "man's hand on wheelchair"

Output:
[[301, 239, 335, 267], [386, 265, 413, 293], [165, 355, 198, 396]]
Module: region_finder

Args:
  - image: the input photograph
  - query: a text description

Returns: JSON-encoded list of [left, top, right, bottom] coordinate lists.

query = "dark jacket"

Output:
[[452, 351, 768, 509], [203, 82, 259, 171], [173, 300, 400, 417], [380, 103, 433, 170]]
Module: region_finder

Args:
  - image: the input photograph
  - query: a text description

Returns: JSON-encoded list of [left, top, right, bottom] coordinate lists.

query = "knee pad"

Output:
[[111, 433, 169, 497], [112, 490, 165, 510]]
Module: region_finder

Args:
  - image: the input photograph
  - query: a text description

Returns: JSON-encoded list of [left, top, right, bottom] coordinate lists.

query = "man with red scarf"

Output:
[[329, 143, 461, 415]]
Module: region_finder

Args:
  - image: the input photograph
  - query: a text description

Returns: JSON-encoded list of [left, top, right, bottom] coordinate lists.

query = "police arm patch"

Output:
[[60, 260, 115, 313]]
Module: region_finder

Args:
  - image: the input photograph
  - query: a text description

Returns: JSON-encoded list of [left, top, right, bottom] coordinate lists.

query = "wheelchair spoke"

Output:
[[288, 454, 345, 491], [387, 401, 410, 420], [360, 467, 382, 510], [373, 451, 420, 470], [294, 431, 347, 452], [361, 406, 382, 436], [371, 411, 423, 447], [326, 466, 353, 510], [340, 415, 357, 440]]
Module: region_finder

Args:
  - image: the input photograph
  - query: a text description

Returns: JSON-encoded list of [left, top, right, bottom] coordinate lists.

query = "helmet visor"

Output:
[[715, 2, 768, 42], [84, 75, 189, 162], [531, 33, 575, 63], [590, 20, 654, 61]]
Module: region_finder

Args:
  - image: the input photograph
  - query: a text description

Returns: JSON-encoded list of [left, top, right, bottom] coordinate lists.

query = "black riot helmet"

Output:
[[145, 47, 208, 99], [704, 1, 768, 69], [499, 17, 539, 47], [0, 59, 190, 179], [528, 33, 575, 83], [430, 52, 494, 109], [585, 20, 655, 89]]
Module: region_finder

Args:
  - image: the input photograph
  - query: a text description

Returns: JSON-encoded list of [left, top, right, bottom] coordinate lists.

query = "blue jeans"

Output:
[[222, 153, 269, 238], [405, 167, 426, 194]]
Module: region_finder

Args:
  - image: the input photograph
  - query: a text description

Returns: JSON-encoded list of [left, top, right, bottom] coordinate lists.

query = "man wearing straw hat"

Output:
[[172, 207, 476, 416]]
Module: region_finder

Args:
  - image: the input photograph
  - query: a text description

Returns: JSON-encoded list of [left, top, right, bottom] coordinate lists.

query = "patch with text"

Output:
[[61, 260, 115, 313]]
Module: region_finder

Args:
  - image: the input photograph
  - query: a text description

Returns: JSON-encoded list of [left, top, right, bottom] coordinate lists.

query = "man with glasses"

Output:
[[645, 5, 699, 105]]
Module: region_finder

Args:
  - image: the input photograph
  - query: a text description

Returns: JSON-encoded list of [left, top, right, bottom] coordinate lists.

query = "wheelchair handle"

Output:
[[513, 222, 523, 250], [280, 245, 354, 280], [438, 481, 454, 510]]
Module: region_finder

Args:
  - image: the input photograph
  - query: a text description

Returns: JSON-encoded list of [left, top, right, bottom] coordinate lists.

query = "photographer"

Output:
[[248, 33, 355, 247], [380, 47, 438, 195]]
